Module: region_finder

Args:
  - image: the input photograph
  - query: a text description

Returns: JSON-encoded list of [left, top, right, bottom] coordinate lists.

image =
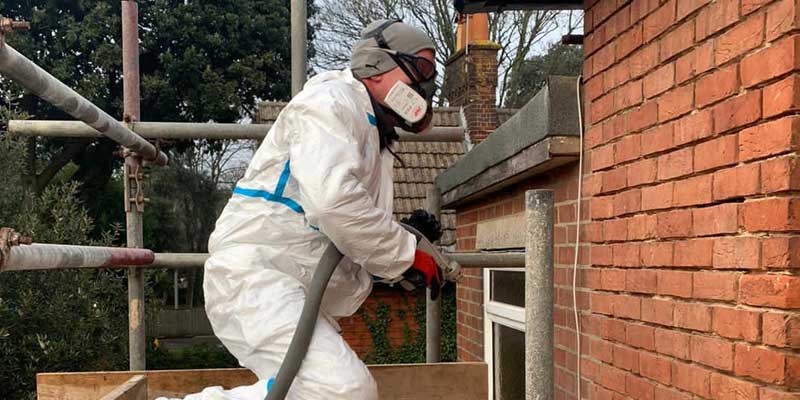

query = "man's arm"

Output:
[[286, 101, 416, 279]]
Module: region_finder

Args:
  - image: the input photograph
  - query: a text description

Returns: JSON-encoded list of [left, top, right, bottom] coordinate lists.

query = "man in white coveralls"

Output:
[[167, 20, 445, 400]]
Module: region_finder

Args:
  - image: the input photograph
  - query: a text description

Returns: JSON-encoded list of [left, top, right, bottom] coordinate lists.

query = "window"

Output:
[[484, 265, 526, 400]]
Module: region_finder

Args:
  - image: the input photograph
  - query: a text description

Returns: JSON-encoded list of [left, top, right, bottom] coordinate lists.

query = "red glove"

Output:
[[404, 249, 442, 300]]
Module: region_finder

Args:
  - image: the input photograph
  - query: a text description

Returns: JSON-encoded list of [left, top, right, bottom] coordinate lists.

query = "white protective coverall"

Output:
[[169, 69, 417, 400]]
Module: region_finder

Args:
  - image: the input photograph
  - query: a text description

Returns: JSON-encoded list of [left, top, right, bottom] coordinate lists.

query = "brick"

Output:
[[614, 190, 642, 217], [674, 239, 714, 267], [740, 116, 800, 161], [673, 174, 713, 207], [760, 388, 800, 400], [740, 274, 800, 308], [630, 43, 660, 79], [631, 0, 660, 22], [592, 144, 616, 171], [712, 163, 761, 200], [601, 269, 626, 291], [677, 0, 710, 20], [693, 203, 739, 236], [657, 147, 693, 180], [625, 374, 655, 400], [640, 352, 672, 385], [762, 236, 800, 269], [696, 65, 740, 108], [660, 19, 695, 61], [583, 173, 603, 197], [674, 109, 713, 145], [591, 195, 615, 219], [599, 364, 629, 394], [657, 209, 692, 238], [655, 386, 691, 400], [628, 214, 657, 240], [767, 0, 800, 42], [614, 79, 644, 111], [762, 155, 800, 193], [602, 168, 628, 192], [641, 182, 673, 210], [712, 90, 762, 134], [672, 361, 711, 397], [641, 242, 674, 266], [606, 113, 629, 142], [626, 269, 657, 293], [643, 0, 676, 41], [585, 76, 605, 102], [696, 0, 740, 40], [657, 270, 692, 297], [615, 134, 642, 164], [613, 243, 641, 267], [591, 92, 616, 123], [763, 312, 800, 348], [602, 317, 627, 342], [763, 74, 800, 118], [617, 23, 644, 60], [710, 373, 760, 400], [613, 344, 640, 372], [691, 335, 735, 370], [614, 294, 642, 319], [694, 271, 740, 301], [741, 35, 800, 87], [713, 237, 761, 269], [695, 134, 739, 172], [655, 328, 691, 359], [592, 245, 613, 265], [675, 302, 712, 331], [592, 292, 615, 315], [715, 11, 766, 65], [641, 123, 674, 155], [627, 158, 657, 187], [644, 63, 674, 99], [628, 101, 659, 132], [743, 0, 771, 13], [741, 197, 800, 232], [626, 323, 655, 350], [641, 298, 674, 326], [676, 41, 714, 83], [604, 219, 628, 242], [658, 84, 694, 122], [735, 343, 790, 384], [712, 306, 762, 342]]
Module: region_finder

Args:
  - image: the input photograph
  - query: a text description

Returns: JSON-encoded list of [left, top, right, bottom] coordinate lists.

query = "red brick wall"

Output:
[[443, 43, 501, 143], [581, 0, 800, 398], [454, 165, 583, 379], [450, 1, 800, 399], [339, 286, 420, 358]]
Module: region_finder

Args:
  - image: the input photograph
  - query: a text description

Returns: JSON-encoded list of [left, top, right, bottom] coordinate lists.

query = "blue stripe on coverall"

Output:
[[233, 160, 305, 213]]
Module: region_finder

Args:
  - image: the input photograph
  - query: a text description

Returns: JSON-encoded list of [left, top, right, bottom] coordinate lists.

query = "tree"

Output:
[[0, 131, 129, 399], [504, 43, 584, 108], [312, 0, 581, 106], [0, 0, 312, 209]]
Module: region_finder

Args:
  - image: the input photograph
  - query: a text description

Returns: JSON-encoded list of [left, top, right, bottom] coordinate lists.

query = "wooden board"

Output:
[[37, 363, 487, 400], [99, 375, 147, 400]]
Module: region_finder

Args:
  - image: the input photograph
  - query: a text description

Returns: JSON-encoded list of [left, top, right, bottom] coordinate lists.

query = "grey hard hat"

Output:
[[351, 20, 435, 79]]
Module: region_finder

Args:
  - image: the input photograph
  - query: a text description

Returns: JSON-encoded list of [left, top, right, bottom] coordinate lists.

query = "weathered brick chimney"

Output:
[[442, 13, 500, 144]]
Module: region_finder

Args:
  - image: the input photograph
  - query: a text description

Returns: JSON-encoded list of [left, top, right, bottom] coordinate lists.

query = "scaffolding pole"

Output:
[[146, 252, 524, 269], [291, 0, 307, 96], [425, 187, 442, 363], [1, 244, 155, 272], [8, 120, 466, 142], [122, 0, 146, 371], [0, 32, 168, 166], [525, 190, 554, 400]]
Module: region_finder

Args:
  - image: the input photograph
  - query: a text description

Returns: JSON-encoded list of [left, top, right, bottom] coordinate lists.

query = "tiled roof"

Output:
[[392, 140, 465, 247], [256, 101, 518, 247]]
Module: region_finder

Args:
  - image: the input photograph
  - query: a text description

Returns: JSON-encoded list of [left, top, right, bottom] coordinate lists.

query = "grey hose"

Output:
[[265, 243, 344, 400]]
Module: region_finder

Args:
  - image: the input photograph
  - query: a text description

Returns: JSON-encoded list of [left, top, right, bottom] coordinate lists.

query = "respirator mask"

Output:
[[367, 20, 438, 133]]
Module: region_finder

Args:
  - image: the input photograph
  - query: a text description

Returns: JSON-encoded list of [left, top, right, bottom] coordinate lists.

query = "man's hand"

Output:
[[403, 249, 443, 300], [400, 209, 442, 243]]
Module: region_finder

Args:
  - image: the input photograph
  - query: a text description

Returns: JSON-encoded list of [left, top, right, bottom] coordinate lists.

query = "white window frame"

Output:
[[483, 267, 526, 400]]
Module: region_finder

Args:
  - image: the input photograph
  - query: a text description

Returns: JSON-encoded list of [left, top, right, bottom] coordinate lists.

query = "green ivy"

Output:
[[361, 284, 457, 364]]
